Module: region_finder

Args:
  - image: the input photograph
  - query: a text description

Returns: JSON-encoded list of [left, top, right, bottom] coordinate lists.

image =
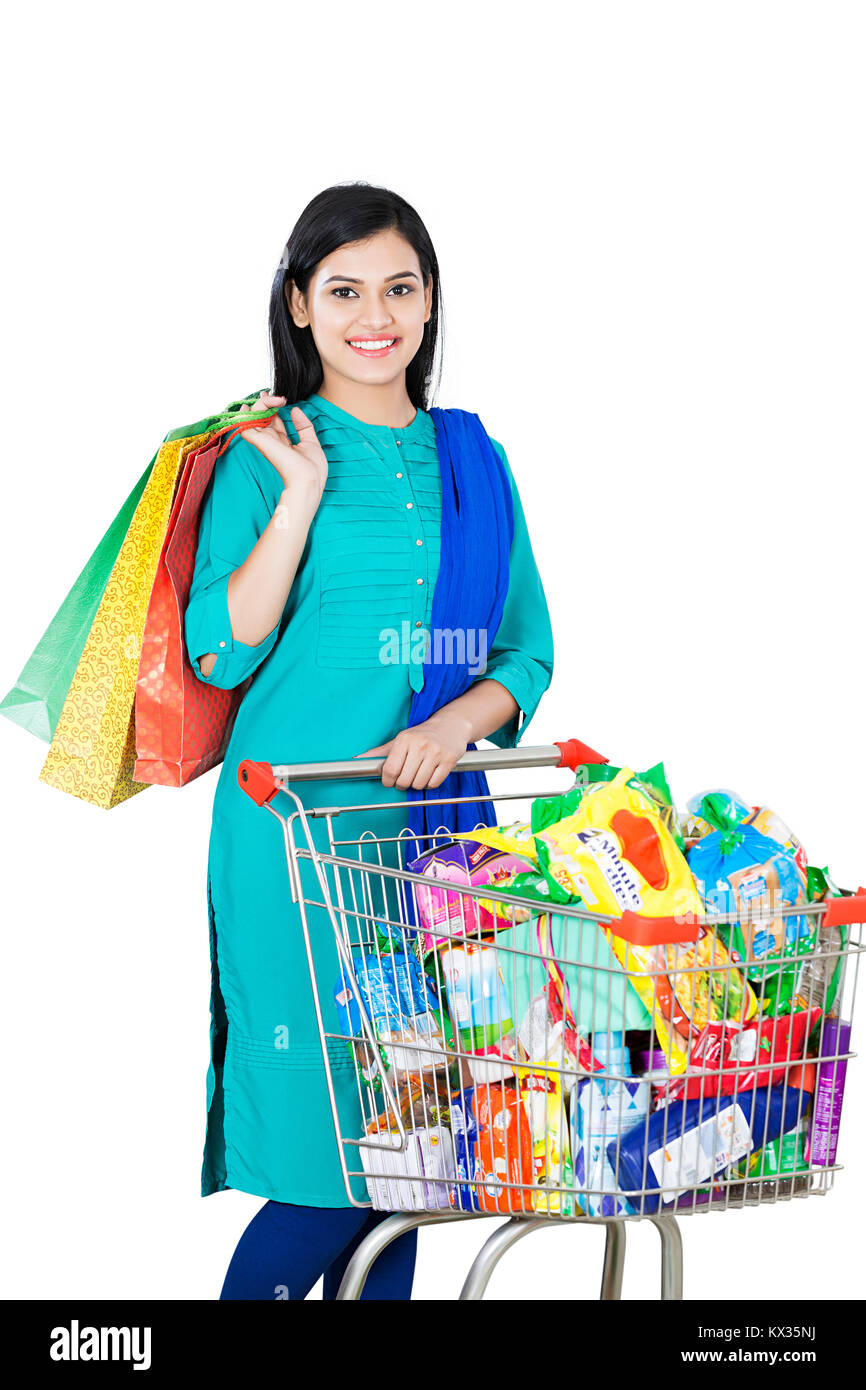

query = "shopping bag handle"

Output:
[[238, 737, 608, 805]]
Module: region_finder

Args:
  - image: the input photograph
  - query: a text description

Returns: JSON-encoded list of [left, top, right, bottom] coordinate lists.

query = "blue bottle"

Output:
[[571, 1032, 650, 1216]]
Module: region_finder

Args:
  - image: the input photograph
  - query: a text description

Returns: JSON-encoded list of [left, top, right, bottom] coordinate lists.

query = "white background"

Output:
[[1, 0, 864, 1303]]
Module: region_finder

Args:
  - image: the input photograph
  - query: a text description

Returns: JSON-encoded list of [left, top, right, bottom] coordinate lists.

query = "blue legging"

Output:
[[219, 1201, 417, 1300]]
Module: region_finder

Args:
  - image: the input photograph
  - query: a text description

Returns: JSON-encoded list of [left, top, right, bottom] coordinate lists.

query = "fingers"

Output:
[[380, 733, 453, 790], [354, 743, 393, 758], [238, 390, 286, 415]]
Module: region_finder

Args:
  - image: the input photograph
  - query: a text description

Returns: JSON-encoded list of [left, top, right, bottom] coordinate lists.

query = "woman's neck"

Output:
[[315, 375, 417, 429]]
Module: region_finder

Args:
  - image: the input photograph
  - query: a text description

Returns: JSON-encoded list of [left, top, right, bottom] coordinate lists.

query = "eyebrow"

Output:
[[321, 270, 420, 285]]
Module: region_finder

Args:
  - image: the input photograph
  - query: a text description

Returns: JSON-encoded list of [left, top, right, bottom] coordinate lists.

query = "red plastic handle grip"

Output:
[[613, 910, 700, 946], [238, 759, 280, 806], [823, 890, 866, 930], [554, 738, 609, 772]]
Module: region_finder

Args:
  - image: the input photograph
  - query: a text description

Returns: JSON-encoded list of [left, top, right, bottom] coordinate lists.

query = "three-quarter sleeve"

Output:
[[184, 429, 285, 691], [473, 437, 555, 748]]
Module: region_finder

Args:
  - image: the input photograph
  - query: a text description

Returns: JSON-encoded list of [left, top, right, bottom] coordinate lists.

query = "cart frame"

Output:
[[238, 740, 865, 1301]]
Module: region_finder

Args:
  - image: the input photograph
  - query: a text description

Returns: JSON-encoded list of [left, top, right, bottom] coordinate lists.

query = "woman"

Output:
[[184, 181, 554, 1300]]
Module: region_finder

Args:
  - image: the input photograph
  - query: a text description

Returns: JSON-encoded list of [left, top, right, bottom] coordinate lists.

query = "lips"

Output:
[[346, 337, 401, 358]]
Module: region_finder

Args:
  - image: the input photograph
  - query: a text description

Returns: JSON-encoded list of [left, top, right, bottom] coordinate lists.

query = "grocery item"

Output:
[[452, 819, 539, 861], [685, 790, 807, 874], [479, 868, 571, 924], [473, 1081, 536, 1214], [517, 1066, 574, 1214], [664, 1007, 823, 1102], [632, 1047, 670, 1107], [365, 1074, 454, 1135], [572, 760, 684, 851], [407, 837, 535, 955], [450, 1088, 480, 1211], [610, 1081, 811, 1213], [515, 965, 585, 1214], [688, 814, 813, 1016], [533, 768, 696, 917], [334, 950, 451, 1085], [805, 1018, 852, 1167], [534, 767, 758, 1072], [797, 867, 849, 1016], [438, 941, 514, 1052], [735, 1109, 812, 1201], [360, 1124, 457, 1211], [571, 1032, 650, 1216]]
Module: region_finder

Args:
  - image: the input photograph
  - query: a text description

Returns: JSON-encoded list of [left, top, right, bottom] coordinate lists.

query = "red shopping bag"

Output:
[[133, 421, 263, 787]]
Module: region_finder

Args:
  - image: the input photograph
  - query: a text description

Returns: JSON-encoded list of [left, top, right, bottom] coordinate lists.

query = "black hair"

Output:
[[268, 181, 443, 409]]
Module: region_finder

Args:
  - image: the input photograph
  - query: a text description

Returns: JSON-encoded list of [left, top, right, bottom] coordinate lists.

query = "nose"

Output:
[[357, 300, 395, 331]]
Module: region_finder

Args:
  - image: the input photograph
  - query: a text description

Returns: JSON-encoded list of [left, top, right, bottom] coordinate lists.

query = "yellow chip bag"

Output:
[[452, 821, 539, 863], [535, 768, 758, 1072]]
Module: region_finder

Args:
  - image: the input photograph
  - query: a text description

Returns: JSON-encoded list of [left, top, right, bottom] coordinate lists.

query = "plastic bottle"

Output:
[[571, 1031, 650, 1216], [805, 1018, 852, 1167]]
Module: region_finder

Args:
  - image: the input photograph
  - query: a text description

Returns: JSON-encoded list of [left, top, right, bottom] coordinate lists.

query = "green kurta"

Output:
[[184, 392, 554, 1205]]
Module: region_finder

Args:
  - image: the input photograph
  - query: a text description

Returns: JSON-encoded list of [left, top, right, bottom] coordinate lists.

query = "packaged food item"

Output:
[[479, 868, 571, 925], [360, 1124, 457, 1211], [534, 768, 758, 1072], [365, 1073, 454, 1135], [452, 819, 539, 861], [573, 761, 684, 851], [517, 1066, 575, 1214], [796, 867, 849, 1016], [687, 815, 813, 1016], [334, 951, 452, 1086], [514, 956, 586, 1214], [571, 1031, 650, 1216], [533, 768, 696, 918], [438, 941, 514, 1052], [663, 1006, 823, 1102], [609, 1080, 810, 1213], [406, 838, 535, 955], [686, 789, 808, 876], [472, 1081, 536, 1214]]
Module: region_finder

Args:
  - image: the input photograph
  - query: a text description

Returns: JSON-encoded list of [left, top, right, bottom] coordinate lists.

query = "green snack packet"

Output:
[[530, 785, 585, 834]]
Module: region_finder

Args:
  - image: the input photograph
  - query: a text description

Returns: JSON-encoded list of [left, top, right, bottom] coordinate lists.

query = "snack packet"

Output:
[[534, 768, 757, 1073], [663, 1006, 823, 1101], [334, 950, 452, 1087], [687, 810, 813, 1016], [406, 838, 535, 955], [572, 760, 685, 851], [472, 1081, 536, 1214], [686, 789, 808, 876]]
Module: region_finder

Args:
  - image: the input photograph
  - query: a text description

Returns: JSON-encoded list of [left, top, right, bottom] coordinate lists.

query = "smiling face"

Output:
[[286, 227, 433, 403]]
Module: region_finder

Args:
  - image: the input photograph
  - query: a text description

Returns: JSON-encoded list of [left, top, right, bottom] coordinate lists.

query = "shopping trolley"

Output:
[[239, 740, 866, 1301]]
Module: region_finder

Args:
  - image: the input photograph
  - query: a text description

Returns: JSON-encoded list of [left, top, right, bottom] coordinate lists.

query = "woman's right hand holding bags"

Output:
[[237, 391, 328, 506]]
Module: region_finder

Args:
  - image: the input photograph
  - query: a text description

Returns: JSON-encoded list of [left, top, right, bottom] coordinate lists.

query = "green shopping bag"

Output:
[[0, 459, 155, 742], [0, 389, 275, 745]]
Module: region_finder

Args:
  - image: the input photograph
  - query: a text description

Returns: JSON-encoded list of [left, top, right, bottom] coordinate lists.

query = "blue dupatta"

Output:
[[404, 408, 514, 852]]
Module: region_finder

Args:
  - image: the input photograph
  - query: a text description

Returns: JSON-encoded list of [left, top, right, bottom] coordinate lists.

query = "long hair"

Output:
[[268, 182, 443, 409]]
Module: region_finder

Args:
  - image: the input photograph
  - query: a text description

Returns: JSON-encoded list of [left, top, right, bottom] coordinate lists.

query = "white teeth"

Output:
[[349, 339, 396, 349]]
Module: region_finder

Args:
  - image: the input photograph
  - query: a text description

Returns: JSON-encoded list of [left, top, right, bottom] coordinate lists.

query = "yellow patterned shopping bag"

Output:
[[38, 432, 210, 808]]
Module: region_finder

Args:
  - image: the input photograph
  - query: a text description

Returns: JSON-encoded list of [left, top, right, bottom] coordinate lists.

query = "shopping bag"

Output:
[[38, 432, 210, 808], [133, 431, 244, 786], [0, 457, 155, 742]]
